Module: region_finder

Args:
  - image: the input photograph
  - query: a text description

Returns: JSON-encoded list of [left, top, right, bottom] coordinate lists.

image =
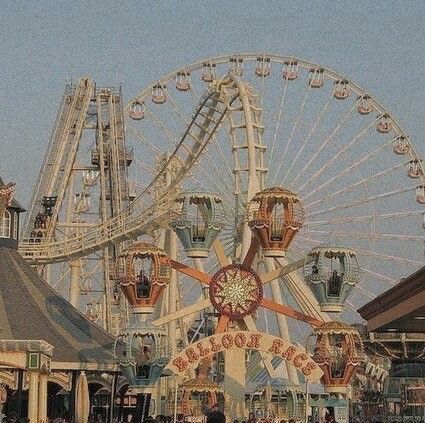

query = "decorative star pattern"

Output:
[[209, 264, 263, 320]]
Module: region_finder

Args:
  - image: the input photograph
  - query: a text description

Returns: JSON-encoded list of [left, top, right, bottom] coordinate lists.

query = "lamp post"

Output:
[[160, 368, 177, 422], [109, 373, 118, 423], [305, 378, 309, 423], [173, 376, 179, 423]]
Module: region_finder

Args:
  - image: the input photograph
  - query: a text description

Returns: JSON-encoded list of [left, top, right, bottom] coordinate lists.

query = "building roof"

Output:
[[0, 176, 25, 211], [0, 247, 118, 369], [357, 266, 425, 333]]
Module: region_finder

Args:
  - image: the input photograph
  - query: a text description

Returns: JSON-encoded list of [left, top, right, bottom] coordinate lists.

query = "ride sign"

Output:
[[165, 330, 323, 382]]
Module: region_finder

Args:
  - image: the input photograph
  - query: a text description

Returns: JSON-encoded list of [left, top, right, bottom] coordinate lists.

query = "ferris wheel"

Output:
[[20, 53, 424, 350], [121, 52, 424, 331], [93, 54, 423, 406], [106, 53, 424, 416]]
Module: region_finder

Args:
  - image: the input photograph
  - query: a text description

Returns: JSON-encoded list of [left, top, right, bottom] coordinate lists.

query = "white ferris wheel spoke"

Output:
[[291, 235, 322, 249], [164, 87, 191, 126], [305, 186, 416, 218], [211, 131, 237, 187], [355, 248, 423, 266], [189, 84, 199, 102], [186, 162, 236, 207], [268, 78, 289, 164], [291, 103, 357, 188], [299, 115, 372, 198], [295, 219, 422, 267], [199, 149, 238, 199], [306, 209, 423, 227], [282, 93, 334, 186], [298, 119, 376, 196], [152, 297, 212, 326], [305, 229, 422, 242], [344, 300, 363, 316], [145, 109, 181, 146], [126, 124, 164, 156], [360, 267, 397, 285], [132, 157, 155, 173], [52, 264, 71, 289], [272, 82, 313, 184], [301, 135, 396, 204], [351, 284, 378, 301], [304, 160, 404, 210], [254, 73, 267, 111]]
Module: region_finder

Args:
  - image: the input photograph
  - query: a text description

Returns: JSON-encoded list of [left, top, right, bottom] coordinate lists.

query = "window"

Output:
[[0, 210, 11, 238], [13, 213, 18, 238]]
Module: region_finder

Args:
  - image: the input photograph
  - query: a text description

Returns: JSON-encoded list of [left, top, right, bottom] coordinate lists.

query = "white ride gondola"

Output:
[[304, 247, 359, 313], [201, 62, 216, 82], [393, 135, 410, 154], [309, 67, 324, 88], [416, 185, 425, 204], [129, 100, 145, 120], [333, 80, 349, 100], [170, 192, 224, 258], [152, 83, 167, 104], [283, 60, 299, 81], [255, 57, 271, 77], [229, 56, 243, 76], [376, 113, 392, 133], [356, 94, 373, 114], [176, 70, 191, 92], [407, 159, 423, 178]]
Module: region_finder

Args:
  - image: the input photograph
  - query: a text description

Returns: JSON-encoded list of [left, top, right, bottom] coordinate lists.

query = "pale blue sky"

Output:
[[1, 0, 424, 205]]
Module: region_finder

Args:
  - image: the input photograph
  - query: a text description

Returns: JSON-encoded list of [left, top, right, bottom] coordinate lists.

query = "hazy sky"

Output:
[[1, 0, 424, 206]]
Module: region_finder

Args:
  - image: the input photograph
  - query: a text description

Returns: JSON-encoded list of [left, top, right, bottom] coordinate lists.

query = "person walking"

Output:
[[206, 404, 225, 423], [4, 412, 17, 423], [247, 412, 256, 423]]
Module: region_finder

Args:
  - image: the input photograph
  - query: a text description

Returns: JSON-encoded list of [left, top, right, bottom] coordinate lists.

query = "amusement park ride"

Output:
[[18, 53, 424, 419]]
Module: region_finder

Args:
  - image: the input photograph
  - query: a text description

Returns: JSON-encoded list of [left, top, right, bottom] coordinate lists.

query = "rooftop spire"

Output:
[[0, 181, 15, 225], [0, 178, 24, 249]]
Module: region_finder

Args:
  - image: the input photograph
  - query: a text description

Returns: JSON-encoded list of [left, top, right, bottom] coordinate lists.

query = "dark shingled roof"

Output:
[[0, 247, 117, 367]]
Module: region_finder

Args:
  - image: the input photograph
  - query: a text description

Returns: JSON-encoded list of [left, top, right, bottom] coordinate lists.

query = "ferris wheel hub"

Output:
[[209, 264, 263, 320]]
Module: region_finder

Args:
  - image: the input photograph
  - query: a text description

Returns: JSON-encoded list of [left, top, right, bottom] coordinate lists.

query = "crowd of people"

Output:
[[0, 407, 346, 423], [205, 406, 310, 423]]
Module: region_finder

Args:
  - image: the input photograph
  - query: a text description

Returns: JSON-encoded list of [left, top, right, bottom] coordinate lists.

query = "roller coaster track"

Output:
[[23, 78, 95, 237], [19, 73, 254, 264]]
